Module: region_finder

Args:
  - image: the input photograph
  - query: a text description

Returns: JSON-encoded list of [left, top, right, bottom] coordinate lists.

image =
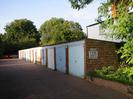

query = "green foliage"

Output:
[[3, 19, 40, 55], [69, 0, 133, 65], [39, 17, 85, 45], [117, 39, 133, 65], [4, 19, 40, 43], [0, 34, 5, 58], [88, 66, 133, 85], [99, 1, 133, 40], [69, 0, 93, 9], [88, 66, 115, 78], [98, 1, 133, 65]]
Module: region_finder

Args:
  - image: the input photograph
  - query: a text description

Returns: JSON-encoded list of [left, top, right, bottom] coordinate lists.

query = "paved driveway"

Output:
[[0, 59, 132, 99]]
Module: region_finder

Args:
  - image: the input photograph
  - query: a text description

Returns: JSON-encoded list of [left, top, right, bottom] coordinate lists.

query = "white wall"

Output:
[[87, 24, 121, 42]]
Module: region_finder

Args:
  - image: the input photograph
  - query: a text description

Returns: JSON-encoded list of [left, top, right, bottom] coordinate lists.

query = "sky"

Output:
[[0, 0, 101, 34]]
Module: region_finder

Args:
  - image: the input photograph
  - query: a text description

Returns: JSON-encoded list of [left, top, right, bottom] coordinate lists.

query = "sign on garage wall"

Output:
[[89, 48, 98, 59]]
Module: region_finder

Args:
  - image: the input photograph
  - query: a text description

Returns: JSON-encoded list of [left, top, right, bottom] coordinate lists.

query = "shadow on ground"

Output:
[[0, 59, 132, 99]]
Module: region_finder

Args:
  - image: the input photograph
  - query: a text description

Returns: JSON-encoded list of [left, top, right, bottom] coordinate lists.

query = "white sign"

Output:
[[89, 48, 98, 59]]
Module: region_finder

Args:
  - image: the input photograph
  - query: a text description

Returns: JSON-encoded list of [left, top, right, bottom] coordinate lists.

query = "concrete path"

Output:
[[0, 59, 132, 99]]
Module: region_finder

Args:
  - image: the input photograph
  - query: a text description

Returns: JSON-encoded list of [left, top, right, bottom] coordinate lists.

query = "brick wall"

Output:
[[85, 39, 119, 73]]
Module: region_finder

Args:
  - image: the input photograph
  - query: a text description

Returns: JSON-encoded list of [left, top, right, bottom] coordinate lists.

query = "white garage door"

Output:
[[34, 48, 37, 63], [69, 45, 84, 78], [48, 48, 55, 70], [42, 48, 46, 66], [37, 48, 41, 63]]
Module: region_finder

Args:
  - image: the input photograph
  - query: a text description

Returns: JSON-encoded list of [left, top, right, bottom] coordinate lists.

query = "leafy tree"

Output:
[[39, 18, 85, 45], [69, 0, 133, 65], [0, 34, 2, 42], [0, 34, 5, 58], [4, 19, 40, 44], [69, 0, 94, 9], [98, 0, 133, 65], [3, 19, 40, 54]]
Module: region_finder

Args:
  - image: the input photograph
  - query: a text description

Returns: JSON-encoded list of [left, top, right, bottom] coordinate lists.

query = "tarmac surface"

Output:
[[0, 59, 132, 99]]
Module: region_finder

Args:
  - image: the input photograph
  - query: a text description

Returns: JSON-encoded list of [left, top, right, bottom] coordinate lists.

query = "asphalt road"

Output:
[[0, 59, 132, 99]]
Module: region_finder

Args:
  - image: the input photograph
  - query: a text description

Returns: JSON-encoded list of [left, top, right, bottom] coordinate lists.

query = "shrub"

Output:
[[88, 66, 133, 85]]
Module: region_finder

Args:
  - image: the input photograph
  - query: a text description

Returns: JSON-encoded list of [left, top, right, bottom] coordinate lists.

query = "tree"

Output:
[[3, 19, 40, 54], [69, 0, 94, 9], [0, 34, 2, 42], [69, 0, 133, 65], [4, 19, 40, 44], [98, 0, 133, 65], [0, 34, 5, 58], [39, 17, 85, 45]]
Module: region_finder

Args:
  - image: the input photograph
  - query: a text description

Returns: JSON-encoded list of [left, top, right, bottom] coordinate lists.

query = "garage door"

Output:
[[42, 48, 46, 66], [31, 49, 34, 63], [26, 50, 29, 61], [56, 46, 66, 73], [69, 45, 84, 78], [34, 48, 37, 63], [36, 48, 42, 64], [48, 48, 55, 70]]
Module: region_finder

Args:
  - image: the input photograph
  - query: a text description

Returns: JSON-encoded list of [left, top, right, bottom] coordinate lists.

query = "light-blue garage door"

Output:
[[69, 44, 84, 78], [56, 46, 66, 73]]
